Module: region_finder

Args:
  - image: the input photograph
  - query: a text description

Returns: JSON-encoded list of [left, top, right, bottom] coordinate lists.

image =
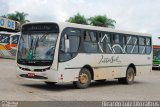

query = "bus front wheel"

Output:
[[73, 68, 91, 89], [118, 67, 135, 84]]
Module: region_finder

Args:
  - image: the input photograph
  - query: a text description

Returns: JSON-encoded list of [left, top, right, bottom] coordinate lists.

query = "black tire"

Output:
[[45, 82, 56, 85], [118, 67, 135, 84], [95, 79, 106, 82], [73, 68, 91, 89]]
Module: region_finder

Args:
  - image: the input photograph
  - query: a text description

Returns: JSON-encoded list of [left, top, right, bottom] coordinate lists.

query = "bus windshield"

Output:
[[17, 32, 58, 66], [153, 48, 160, 60]]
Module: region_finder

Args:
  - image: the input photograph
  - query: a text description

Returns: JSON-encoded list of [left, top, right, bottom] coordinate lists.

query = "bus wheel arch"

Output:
[[118, 63, 136, 84], [82, 65, 94, 80]]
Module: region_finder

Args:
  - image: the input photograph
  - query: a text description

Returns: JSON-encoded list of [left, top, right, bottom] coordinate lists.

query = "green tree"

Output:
[[1, 11, 29, 24], [89, 15, 116, 28], [66, 13, 88, 25]]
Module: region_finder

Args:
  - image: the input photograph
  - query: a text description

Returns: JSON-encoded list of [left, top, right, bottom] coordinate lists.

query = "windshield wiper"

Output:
[[33, 36, 39, 57], [39, 32, 49, 42]]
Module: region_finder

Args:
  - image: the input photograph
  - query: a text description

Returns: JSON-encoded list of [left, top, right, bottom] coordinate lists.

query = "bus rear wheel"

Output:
[[73, 68, 91, 89], [118, 67, 135, 84]]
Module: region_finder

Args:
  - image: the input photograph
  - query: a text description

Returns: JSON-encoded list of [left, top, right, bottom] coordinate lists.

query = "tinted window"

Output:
[[139, 37, 145, 45], [138, 36, 151, 54], [113, 45, 124, 54], [12, 35, 20, 44], [126, 36, 132, 44], [83, 42, 98, 53], [139, 46, 145, 54], [99, 32, 110, 43], [126, 45, 133, 54], [146, 37, 151, 54], [146, 38, 151, 46], [83, 31, 98, 53], [146, 46, 151, 54], [119, 35, 125, 44], [84, 31, 91, 41], [59, 29, 80, 62], [98, 32, 112, 53], [126, 35, 138, 54], [90, 32, 97, 42], [132, 46, 138, 54], [113, 34, 120, 43], [132, 36, 138, 45], [0, 34, 10, 43]]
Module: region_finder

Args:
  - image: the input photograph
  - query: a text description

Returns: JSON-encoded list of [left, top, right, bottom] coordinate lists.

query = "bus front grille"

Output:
[[19, 67, 50, 72]]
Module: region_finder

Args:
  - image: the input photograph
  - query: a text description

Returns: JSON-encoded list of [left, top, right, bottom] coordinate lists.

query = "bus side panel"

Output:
[[136, 65, 152, 76], [57, 53, 152, 82], [94, 67, 126, 80], [57, 54, 128, 82], [58, 63, 80, 82]]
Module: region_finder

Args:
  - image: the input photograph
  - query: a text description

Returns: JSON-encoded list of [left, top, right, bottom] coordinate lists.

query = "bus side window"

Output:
[[59, 29, 80, 62], [113, 34, 120, 44], [132, 36, 138, 54], [83, 31, 98, 53], [146, 37, 151, 54], [139, 37, 146, 54], [59, 34, 65, 53], [11, 35, 20, 44], [0, 34, 10, 43], [98, 32, 112, 54], [112, 33, 124, 54], [126, 35, 133, 54]]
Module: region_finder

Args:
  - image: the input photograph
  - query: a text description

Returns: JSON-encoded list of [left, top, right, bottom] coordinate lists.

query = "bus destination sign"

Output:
[[22, 23, 59, 33], [29, 25, 51, 31]]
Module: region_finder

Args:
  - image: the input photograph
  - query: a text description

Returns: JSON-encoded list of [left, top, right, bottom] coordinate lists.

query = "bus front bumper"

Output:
[[16, 67, 58, 82], [152, 64, 160, 70]]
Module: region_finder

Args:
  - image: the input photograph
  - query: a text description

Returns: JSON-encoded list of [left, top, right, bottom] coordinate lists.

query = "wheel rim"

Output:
[[79, 73, 88, 84], [127, 71, 134, 81]]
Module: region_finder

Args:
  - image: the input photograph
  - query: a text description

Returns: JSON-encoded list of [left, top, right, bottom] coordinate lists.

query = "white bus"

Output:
[[0, 32, 20, 59], [16, 22, 152, 89]]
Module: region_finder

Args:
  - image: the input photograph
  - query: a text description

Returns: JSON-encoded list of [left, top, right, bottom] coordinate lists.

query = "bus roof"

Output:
[[23, 22, 152, 37]]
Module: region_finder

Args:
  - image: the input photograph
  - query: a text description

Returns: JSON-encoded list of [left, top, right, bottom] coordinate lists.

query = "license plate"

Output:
[[27, 73, 35, 77]]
